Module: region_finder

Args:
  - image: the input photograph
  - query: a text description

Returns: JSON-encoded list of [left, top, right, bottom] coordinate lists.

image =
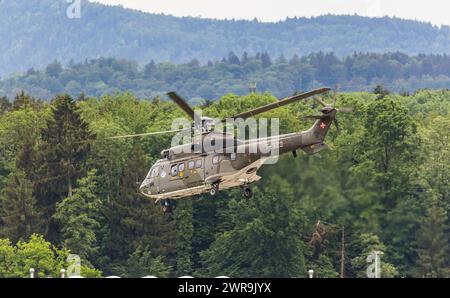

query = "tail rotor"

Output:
[[304, 86, 352, 134]]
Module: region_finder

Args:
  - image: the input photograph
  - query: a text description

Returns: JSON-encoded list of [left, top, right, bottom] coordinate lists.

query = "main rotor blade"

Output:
[[167, 92, 198, 120], [226, 87, 330, 120], [337, 107, 353, 113], [106, 128, 190, 140]]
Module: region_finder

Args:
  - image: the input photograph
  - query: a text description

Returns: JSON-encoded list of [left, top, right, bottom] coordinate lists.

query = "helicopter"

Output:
[[109, 87, 351, 213]]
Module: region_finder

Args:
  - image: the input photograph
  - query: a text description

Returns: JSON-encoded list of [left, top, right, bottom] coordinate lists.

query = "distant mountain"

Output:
[[1, 0, 450, 77]]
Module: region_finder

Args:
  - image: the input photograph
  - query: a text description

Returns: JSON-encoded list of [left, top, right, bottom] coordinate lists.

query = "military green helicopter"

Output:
[[110, 87, 351, 213]]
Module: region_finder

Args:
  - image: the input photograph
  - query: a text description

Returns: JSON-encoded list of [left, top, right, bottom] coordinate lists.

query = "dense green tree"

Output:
[[35, 94, 95, 241], [200, 190, 306, 277], [0, 96, 11, 114], [0, 234, 102, 278], [415, 201, 450, 277], [0, 239, 20, 277], [0, 171, 41, 243], [105, 142, 175, 269], [113, 246, 172, 278], [4, 53, 450, 100], [174, 199, 194, 276], [0, 89, 448, 278], [0, 106, 46, 180], [305, 253, 340, 278], [350, 233, 399, 278], [53, 170, 102, 260]]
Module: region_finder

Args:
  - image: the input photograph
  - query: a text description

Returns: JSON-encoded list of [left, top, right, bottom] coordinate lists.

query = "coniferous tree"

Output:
[[12, 91, 32, 111], [174, 199, 193, 276], [416, 202, 450, 277], [105, 142, 175, 267], [0, 171, 41, 243], [35, 94, 95, 241], [260, 52, 272, 68], [227, 51, 240, 65]]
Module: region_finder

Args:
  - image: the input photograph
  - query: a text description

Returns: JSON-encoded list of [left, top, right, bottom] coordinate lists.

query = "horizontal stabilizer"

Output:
[[301, 142, 329, 155]]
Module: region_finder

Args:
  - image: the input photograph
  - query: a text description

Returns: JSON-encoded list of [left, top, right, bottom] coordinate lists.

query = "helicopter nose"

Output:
[[139, 180, 152, 195]]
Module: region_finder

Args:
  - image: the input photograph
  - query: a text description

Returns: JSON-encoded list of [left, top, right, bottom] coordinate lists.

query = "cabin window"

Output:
[[213, 155, 220, 165], [171, 165, 178, 176], [151, 167, 159, 177], [179, 163, 185, 172], [188, 160, 195, 170], [196, 159, 202, 168], [230, 153, 236, 161]]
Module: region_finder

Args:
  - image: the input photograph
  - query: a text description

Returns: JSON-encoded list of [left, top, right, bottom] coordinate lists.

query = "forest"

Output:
[[2, 0, 450, 77], [2, 52, 450, 101], [0, 86, 449, 278]]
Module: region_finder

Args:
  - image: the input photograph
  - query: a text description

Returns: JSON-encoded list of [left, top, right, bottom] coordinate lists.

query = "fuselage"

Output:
[[139, 111, 335, 200]]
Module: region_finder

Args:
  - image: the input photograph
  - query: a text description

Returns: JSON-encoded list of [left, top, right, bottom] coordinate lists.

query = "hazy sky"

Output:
[[92, 0, 450, 26]]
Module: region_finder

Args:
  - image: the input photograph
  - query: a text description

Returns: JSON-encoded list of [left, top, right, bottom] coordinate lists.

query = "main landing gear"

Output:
[[160, 199, 175, 214]]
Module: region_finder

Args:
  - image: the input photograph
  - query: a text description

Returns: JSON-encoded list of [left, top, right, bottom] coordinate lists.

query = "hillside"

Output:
[[1, 52, 450, 100], [1, 0, 450, 77]]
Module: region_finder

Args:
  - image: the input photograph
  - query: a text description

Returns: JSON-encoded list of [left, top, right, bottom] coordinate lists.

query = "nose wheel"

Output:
[[242, 186, 253, 199]]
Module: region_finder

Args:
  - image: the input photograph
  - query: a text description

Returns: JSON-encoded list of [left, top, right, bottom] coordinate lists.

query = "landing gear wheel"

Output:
[[161, 199, 174, 213], [242, 187, 253, 199], [210, 184, 219, 197]]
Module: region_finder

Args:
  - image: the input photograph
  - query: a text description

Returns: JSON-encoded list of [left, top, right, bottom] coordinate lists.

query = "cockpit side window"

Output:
[[151, 166, 159, 177], [171, 165, 178, 176]]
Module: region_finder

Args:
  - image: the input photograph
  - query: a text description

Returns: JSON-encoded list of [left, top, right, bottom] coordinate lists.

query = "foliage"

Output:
[[350, 233, 399, 278], [199, 190, 306, 277], [415, 201, 450, 277], [174, 200, 194, 276], [0, 170, 41, 243], [53, 170, 103, 260], [113, 246, 172, 278], [35, 93, 95, 242], [0, 88, 448, 278], [3, 52, 450, 100]]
